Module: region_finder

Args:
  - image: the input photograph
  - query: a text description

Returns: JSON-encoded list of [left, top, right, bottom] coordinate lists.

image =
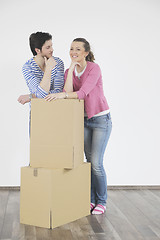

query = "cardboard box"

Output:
[[30, 99, 84, 169], [20, 163, 91, 229]]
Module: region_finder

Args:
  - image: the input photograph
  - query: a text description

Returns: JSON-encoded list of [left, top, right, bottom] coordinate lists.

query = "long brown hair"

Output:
[[73, 38, 95, 62]]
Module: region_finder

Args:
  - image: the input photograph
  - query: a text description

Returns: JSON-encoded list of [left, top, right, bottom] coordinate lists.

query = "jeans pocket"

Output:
[[98, 113, 111, 122], [93, 115, 108, 128], [106, 112, 111, 121]]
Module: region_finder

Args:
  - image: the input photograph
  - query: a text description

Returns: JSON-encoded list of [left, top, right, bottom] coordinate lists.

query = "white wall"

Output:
[[0, 0, 159, 186]]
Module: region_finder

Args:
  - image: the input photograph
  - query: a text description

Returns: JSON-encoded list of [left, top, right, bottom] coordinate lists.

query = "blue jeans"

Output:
[[84, 113, 112, 206]]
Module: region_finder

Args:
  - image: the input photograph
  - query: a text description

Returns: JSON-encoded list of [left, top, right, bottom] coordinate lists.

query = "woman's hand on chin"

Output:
[[69, 61, 81, 71]]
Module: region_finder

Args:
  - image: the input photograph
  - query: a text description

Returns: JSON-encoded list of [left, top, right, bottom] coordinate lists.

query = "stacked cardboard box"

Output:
[[20, 99, 91, 229]]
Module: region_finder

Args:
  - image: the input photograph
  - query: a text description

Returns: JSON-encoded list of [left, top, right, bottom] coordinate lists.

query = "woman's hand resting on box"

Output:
[[45, 92, 66, 101]]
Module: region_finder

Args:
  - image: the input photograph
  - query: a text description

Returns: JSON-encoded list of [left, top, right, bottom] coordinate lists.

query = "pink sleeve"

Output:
[[76, 64, 101, 99]]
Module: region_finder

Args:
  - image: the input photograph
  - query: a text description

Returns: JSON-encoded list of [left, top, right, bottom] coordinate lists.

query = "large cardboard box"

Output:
[[30, 99, 84, 169], [20, 163, 91, 229]]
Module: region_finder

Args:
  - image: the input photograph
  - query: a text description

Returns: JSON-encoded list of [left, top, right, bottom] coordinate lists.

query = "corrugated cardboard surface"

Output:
[[20, 163, 91, 229], [20, 167, 52, 228], [30, 99, 84, 169]]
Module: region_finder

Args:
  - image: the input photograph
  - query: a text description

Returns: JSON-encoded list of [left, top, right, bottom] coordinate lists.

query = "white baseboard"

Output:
[[0, 186, 160, 190]]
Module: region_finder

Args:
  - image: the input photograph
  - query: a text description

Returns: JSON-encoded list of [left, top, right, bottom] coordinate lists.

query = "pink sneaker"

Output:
[[90, 203, 96, 211], [92, 204, 106, 215]]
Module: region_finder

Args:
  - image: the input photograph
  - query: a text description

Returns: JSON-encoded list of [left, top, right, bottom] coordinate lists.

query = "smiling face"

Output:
[[70, 41, 89, 63], [35, 40, 53, 59]]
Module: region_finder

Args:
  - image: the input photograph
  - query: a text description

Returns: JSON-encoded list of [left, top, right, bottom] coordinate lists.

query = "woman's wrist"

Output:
[[64, 92, 69, 99], [68, 67, 74, 73]]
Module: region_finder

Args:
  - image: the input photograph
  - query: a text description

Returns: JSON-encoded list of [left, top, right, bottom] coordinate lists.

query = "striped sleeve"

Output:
[[22, 63, 48, 98], [49, 58, 64, 93]]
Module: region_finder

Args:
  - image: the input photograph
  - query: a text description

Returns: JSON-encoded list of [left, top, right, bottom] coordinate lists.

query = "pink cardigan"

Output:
[[64, 61, 110, 119]]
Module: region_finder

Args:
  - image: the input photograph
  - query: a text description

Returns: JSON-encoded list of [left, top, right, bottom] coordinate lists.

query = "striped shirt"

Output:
[[22, 56, 64, 98]]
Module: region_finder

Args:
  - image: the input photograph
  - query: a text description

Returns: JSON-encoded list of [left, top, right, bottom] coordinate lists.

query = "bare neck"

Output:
[[34, 55, 45, 71], [76, 60, 87, 73]]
